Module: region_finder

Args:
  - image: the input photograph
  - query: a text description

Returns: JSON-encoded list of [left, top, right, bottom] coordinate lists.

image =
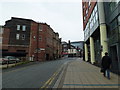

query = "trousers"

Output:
[[103, 69, 110, 79]]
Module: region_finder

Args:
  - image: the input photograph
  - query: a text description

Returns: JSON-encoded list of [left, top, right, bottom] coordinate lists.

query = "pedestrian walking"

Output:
[[101, 52, 112, 79]]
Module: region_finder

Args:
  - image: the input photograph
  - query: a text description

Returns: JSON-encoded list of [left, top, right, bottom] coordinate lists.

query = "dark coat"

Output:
[[101, 56, 112, 70]]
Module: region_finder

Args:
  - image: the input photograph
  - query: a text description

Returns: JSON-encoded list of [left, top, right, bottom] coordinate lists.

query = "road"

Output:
[[2, 57, 76, 88]]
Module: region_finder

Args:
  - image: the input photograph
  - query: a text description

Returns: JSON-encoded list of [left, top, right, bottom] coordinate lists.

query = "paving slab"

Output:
[[56, 58, 120, 89]]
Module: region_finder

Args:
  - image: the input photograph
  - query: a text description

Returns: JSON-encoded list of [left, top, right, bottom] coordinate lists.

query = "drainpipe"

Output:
[[29, 23, 32, 61], [37, 23, 39, 61], [118, 18, 120, 74]]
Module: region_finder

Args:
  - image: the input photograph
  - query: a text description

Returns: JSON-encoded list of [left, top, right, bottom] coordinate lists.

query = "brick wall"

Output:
[[29, 21, 38, 61], [2, 28, 10, 50]]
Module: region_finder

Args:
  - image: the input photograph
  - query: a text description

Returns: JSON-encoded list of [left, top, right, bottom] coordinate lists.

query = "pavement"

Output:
[[54, 58, 120, 89], [0, 62, 27, 69], [1, 61, 42, 69], [0, 63, 15, 69]]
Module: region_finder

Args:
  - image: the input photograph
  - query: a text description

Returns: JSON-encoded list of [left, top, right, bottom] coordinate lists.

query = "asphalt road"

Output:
[[2, 57, 76, 88]]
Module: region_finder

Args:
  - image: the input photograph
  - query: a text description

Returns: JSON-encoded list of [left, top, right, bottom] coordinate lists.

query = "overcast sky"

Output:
[[0, 0, 84, 42]]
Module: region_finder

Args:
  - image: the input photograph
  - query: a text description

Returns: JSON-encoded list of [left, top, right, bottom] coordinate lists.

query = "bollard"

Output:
[[15, 60, 17, 66], [7, 59, 9, 68]]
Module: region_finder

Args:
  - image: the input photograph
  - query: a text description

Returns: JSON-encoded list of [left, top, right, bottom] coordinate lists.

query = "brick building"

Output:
[[3, 17, 31, 60], [0, 26, 4, 54], [53, 33, 62, 59], [1, 27, 10, 53], [2, 17, 62, 61]]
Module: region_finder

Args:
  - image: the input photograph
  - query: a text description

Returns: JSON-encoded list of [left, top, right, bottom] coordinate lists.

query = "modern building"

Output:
[[104, 1, 120, 74], [82, 1, 120, 74], [2, 17, 62, 61]]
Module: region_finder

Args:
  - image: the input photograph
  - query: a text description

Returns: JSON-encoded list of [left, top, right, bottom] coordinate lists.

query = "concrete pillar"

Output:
[[84, 43, 88, 61], [98, 1, 108, 57], [100, 25, 108, 57], [90, 37, 95, 64]]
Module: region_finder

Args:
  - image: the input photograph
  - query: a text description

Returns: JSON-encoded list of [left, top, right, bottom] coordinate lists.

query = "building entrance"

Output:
[[46, 54, 49, 61], [110, 45, 119, 74]]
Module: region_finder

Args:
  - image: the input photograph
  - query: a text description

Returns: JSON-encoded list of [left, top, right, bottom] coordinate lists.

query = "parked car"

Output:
[[0, 58, 1, 64], [3, 56, 20, 64], [0, 56, 21, 64], [0, 57, 9, 64], [16, 58, 21, 62]]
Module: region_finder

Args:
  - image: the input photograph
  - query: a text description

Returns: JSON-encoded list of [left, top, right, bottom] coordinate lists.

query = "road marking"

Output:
[[63, 84, 120, 86], [40, 68, 60, 88], [40, 61, 69, 88]]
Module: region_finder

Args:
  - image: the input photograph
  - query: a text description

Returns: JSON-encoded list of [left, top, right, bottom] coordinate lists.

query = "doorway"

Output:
[[110, 45, 119, 74], [46, 54, 49, 61]]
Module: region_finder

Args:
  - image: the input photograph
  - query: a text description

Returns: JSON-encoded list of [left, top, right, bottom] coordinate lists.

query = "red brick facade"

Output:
[[2, 27, 29, 57], [2, 17, 62, 61], [29, 22, 62, 61], [37, 23, 46, 61], [38, 23, 62, 61], [2, 28, 10, 50], [28, 21, 39, 61]]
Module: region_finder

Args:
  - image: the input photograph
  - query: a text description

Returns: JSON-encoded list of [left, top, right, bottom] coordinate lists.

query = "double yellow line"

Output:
[[40, 70, 59, 88]]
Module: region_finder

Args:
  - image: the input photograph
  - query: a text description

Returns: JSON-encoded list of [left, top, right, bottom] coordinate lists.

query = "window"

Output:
[[90, 17, 92, 29], [91, 19, 93, 28], [33, 36, 36, 39], [22, 34, 25, 40], [84, 16, 86, 21], [93, 10, 95, 17], [91, 12, 93, 19], [0, 28, 3, 34], [17, 25, 20, 30], [109, 2, 116, 12], [83, 4, 85, 9], [95, 5, 97, 12], [110, 19, 117, 30], [94, 16, 96, 24], [16, 34, 20, 40], [0, 37, 2, 43], [118, 15, 120, 25], [39, 25, 42, 31], [95, 12, 98, 21], [39, 36, 42, 41], [17, 50, 26, 52], [116, 0, 120, 4], [89, 17, 91, 23], [22, 25, 26, 31], [86, 9, 88, 16], [88, 0, 91, 9]]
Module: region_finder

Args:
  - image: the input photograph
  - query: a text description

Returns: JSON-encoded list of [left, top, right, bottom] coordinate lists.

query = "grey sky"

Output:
[[0, 0, 84, 42]]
